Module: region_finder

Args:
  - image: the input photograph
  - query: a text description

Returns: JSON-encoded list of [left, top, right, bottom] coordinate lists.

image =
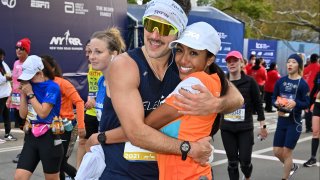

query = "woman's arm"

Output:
[[19, 92, 28, 119], [86, 103, 181, 149], [20, 82, 53, 119]]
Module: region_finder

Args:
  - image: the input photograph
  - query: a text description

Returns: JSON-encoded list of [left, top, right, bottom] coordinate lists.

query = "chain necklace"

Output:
[[143, 47, 166, 81]]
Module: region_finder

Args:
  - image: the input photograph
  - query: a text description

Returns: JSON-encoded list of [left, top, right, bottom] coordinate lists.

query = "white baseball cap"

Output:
[[18, 55, 44, 81], [169, 21, 221, 55]]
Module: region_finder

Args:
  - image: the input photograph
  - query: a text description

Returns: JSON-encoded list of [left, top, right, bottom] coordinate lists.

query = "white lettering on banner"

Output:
[[30, 0, 49, 9], [96, 6, 114, 17], [1, 0, 16, 8], [218, 32, 228, 39], [49, 30, 83, 51], [64, 2, 74, 13], [64, 1, 88, 15], [263, 52, 274, 56], [256, 43, 270, 49]]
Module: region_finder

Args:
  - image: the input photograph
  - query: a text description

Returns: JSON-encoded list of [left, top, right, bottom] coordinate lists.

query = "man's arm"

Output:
[[106, 54, 211, 163], [172, 81, 244, 115]]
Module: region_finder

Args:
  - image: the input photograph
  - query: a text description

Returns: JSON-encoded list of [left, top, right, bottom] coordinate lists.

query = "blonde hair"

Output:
[[91, 27, 126, 54]]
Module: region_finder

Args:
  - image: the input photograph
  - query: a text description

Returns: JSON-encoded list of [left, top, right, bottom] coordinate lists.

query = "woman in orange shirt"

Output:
[[42, 55, 85, 180]]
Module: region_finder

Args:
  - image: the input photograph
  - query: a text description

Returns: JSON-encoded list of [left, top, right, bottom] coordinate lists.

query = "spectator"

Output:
[[251, 57, 267, 102], [264, 62, 281, 112], [303, 53, 320, 133], [246, 54, 256, 76], [303, 72, 320, 167], [0, 48, 12, 143]]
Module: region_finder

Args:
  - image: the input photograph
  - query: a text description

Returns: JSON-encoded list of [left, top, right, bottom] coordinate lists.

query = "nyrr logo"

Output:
[[49, 30, 83, 51], [50, 30, 82, 46], [1, 0, 16, 8]]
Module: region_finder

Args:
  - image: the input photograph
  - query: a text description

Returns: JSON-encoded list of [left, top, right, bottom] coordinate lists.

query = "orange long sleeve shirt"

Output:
[[54, 77, 85, 129]]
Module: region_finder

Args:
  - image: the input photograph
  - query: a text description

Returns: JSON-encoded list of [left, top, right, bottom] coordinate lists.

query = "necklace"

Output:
[[143, 47, 166, 80]]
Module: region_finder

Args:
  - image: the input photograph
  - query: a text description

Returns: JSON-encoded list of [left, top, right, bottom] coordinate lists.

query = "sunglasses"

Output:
[[15, 46, 26, 51], [142, 17, 178, 36]]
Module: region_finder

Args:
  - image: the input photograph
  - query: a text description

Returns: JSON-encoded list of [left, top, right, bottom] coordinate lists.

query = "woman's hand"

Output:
[[19, 82, 33, 95], [85, 98, 96, 109], [78, 128, 86, 139], [286, 99, 296, 110], [85, 133, 99, 152]]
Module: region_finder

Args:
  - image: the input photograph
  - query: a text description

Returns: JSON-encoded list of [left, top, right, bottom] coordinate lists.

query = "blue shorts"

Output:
[[273, 118, 301, 149]]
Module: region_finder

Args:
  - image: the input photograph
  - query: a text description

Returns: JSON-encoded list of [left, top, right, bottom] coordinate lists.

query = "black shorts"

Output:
[[313, 102, 320, 116], [84, 114, 99, 139], [17, 131, 64, 174]]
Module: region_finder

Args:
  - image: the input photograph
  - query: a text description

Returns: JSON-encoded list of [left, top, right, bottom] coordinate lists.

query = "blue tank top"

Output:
[[99, 48, 180, 180]]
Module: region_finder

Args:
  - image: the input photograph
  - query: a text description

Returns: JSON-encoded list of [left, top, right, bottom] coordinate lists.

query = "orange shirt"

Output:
[[157, 72, 221, 180], [54, 77, 85, 129]]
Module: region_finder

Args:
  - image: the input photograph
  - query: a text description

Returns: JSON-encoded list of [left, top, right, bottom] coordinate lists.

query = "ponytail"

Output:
[[207, 53, 229, 136]]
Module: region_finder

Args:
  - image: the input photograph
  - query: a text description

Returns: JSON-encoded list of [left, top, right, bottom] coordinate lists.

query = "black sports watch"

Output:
[[27, 94, 35, 99], [180, 141, 191, 161], [97, 132, 106, 144]]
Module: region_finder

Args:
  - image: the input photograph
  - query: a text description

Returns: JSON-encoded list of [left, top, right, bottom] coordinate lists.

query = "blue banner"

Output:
[[247, 39, 278, 67]]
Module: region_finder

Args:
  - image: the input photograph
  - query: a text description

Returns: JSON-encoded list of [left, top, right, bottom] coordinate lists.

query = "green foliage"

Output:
[[211, 0, 319, 42], [127, 0, 137, 4]]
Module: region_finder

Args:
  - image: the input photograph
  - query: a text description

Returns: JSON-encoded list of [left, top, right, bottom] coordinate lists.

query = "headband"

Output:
[[143, 0, 188, 37]]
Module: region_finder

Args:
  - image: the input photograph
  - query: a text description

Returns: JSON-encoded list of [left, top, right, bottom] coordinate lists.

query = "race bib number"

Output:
[[123, 142, 156, 161], [11, 93, 21, 105], [27, 104, 37, 121], [224, 105, 245, 122]]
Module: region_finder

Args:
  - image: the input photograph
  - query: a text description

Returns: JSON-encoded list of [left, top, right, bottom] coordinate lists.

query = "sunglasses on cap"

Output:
[[142, 17, 178, 36], [15, 46, 26, 51]]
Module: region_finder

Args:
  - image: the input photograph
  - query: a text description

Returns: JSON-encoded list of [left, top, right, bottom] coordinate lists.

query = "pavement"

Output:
[[0, 111, 319, 180]]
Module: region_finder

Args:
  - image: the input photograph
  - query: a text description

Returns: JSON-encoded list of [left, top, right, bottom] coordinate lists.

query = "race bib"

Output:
[[27, 103, 37, 121], [224, 104, 245, 122], [123, 142, 156, 161], [11, 93, 21, 106]]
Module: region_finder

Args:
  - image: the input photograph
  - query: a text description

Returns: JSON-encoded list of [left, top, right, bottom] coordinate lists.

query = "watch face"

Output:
[[98, 133, 106, 143], [181, 143, 190, 151]]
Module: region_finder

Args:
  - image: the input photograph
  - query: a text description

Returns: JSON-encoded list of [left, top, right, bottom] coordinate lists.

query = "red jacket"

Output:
[[251, 66, 267, 86], [246, 64, 253, 75], [303, 62, 320, 92], [264, 70, 281, 92]]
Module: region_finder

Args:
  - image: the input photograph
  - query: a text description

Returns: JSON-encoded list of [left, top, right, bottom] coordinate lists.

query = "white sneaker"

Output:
[[4, 134, 17, 141]]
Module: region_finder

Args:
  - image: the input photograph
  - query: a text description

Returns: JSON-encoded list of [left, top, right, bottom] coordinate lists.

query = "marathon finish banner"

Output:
[[247, 39, 278, 68], [0, 0, 127, 73]]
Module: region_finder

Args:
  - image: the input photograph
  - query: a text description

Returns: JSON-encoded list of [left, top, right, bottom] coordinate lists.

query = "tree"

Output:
[[210, 0, 320, 43]]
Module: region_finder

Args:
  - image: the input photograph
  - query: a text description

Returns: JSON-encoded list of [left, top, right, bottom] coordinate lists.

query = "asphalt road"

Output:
[[0, 111, 319, 180]]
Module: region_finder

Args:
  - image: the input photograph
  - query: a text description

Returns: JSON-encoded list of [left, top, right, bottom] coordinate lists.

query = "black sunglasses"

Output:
[[15, 46, 25, 51]]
